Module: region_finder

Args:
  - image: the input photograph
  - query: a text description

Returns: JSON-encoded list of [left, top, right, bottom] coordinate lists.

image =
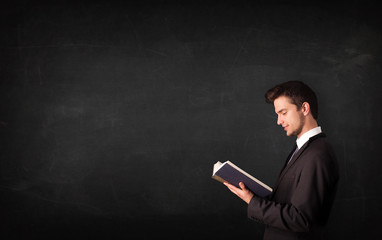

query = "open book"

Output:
[[212, 161, 272, 198]]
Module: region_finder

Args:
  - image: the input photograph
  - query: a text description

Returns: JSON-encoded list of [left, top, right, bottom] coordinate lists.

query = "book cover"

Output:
[[212, 161, 272, 198]]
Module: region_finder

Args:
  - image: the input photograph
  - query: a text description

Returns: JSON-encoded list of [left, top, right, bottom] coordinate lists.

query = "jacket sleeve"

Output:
[[247, 151, 338, 232]]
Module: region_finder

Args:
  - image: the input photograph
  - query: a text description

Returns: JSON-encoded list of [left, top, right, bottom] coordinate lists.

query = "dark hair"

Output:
[[265, 81, 318, 119]]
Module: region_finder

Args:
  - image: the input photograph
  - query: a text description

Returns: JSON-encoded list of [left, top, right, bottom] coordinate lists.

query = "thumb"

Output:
[[239, 182, 246, 190]]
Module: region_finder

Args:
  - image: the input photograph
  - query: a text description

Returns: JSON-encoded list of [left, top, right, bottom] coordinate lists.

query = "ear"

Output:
[[301, 102, 310, 116]]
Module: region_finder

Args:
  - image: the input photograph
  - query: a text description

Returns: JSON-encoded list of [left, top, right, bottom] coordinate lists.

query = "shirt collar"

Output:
[[296, 126, 322, 149]]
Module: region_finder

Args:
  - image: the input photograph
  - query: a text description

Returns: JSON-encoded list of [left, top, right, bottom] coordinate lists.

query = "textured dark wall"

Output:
[[1, 1, 381, 239]]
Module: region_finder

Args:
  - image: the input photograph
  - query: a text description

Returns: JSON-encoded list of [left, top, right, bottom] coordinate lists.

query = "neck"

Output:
[[297, 119, 318, 139]]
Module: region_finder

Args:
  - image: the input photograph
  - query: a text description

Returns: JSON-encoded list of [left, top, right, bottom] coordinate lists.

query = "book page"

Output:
[[225, 161, 272, 192], [212, 161, 223, 175]]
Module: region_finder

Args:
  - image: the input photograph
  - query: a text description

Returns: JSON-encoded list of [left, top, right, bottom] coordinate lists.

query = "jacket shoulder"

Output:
[[306, 135, 335, 157], [303, 135, 339, 171]]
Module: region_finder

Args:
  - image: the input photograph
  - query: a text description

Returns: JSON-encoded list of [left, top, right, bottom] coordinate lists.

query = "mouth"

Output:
[[283, 126, 289, 131]]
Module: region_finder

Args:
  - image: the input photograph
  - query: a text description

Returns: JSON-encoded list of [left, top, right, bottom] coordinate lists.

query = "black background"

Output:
[[1, 0, 382, 239]]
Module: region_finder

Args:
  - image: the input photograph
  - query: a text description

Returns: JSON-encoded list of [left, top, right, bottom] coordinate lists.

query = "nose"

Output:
[[277, 115, 282, 126]]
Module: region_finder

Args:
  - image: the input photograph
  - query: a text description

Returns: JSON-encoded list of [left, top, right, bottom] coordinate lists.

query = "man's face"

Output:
[[273, 96, 304, 137]]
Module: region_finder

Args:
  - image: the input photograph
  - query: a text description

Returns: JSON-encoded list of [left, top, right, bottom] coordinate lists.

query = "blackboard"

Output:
[[1, 1, 382, 239]]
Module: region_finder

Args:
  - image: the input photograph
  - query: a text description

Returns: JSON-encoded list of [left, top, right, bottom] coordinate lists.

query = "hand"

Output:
[[224, 182, 254, 204]]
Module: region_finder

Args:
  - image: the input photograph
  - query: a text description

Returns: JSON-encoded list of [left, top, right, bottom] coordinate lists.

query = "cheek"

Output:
[[291, 113, 304, 127], [286, 114, 297, 126]]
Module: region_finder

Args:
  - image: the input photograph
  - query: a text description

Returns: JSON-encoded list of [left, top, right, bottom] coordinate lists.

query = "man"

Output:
[[224, 81, 339, 240]]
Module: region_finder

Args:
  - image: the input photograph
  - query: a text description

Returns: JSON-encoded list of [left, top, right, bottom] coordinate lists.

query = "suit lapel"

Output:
[[272, 133, 326, 194], [273, 143, 308, 190], [278, 145, 298, 177], [280, 143, 308, 175]]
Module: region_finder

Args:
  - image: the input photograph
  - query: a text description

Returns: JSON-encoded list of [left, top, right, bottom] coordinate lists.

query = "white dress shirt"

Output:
[[296, 126, 322, 149]]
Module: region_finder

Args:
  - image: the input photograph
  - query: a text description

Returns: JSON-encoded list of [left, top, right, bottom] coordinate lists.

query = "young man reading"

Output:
[[224, 81, 339, 240]]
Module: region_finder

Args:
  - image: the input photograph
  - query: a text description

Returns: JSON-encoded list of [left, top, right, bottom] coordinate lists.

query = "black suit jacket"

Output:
[[248, 133, 339, 240]]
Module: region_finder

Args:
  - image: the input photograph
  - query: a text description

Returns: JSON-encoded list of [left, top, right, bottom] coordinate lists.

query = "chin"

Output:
[[286, 130, 297, 137]]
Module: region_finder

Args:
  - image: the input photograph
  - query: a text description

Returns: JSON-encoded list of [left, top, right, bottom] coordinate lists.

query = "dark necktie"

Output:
[[288, 147, 299, 164]]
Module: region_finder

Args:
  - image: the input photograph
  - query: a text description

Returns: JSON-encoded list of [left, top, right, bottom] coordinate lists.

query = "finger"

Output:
[[226, 184, 238, 194], [239, 182, 247, 190], [224, 182, 236, 190], [228, 188, 237, 195], [225, 183, 240, 195]]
